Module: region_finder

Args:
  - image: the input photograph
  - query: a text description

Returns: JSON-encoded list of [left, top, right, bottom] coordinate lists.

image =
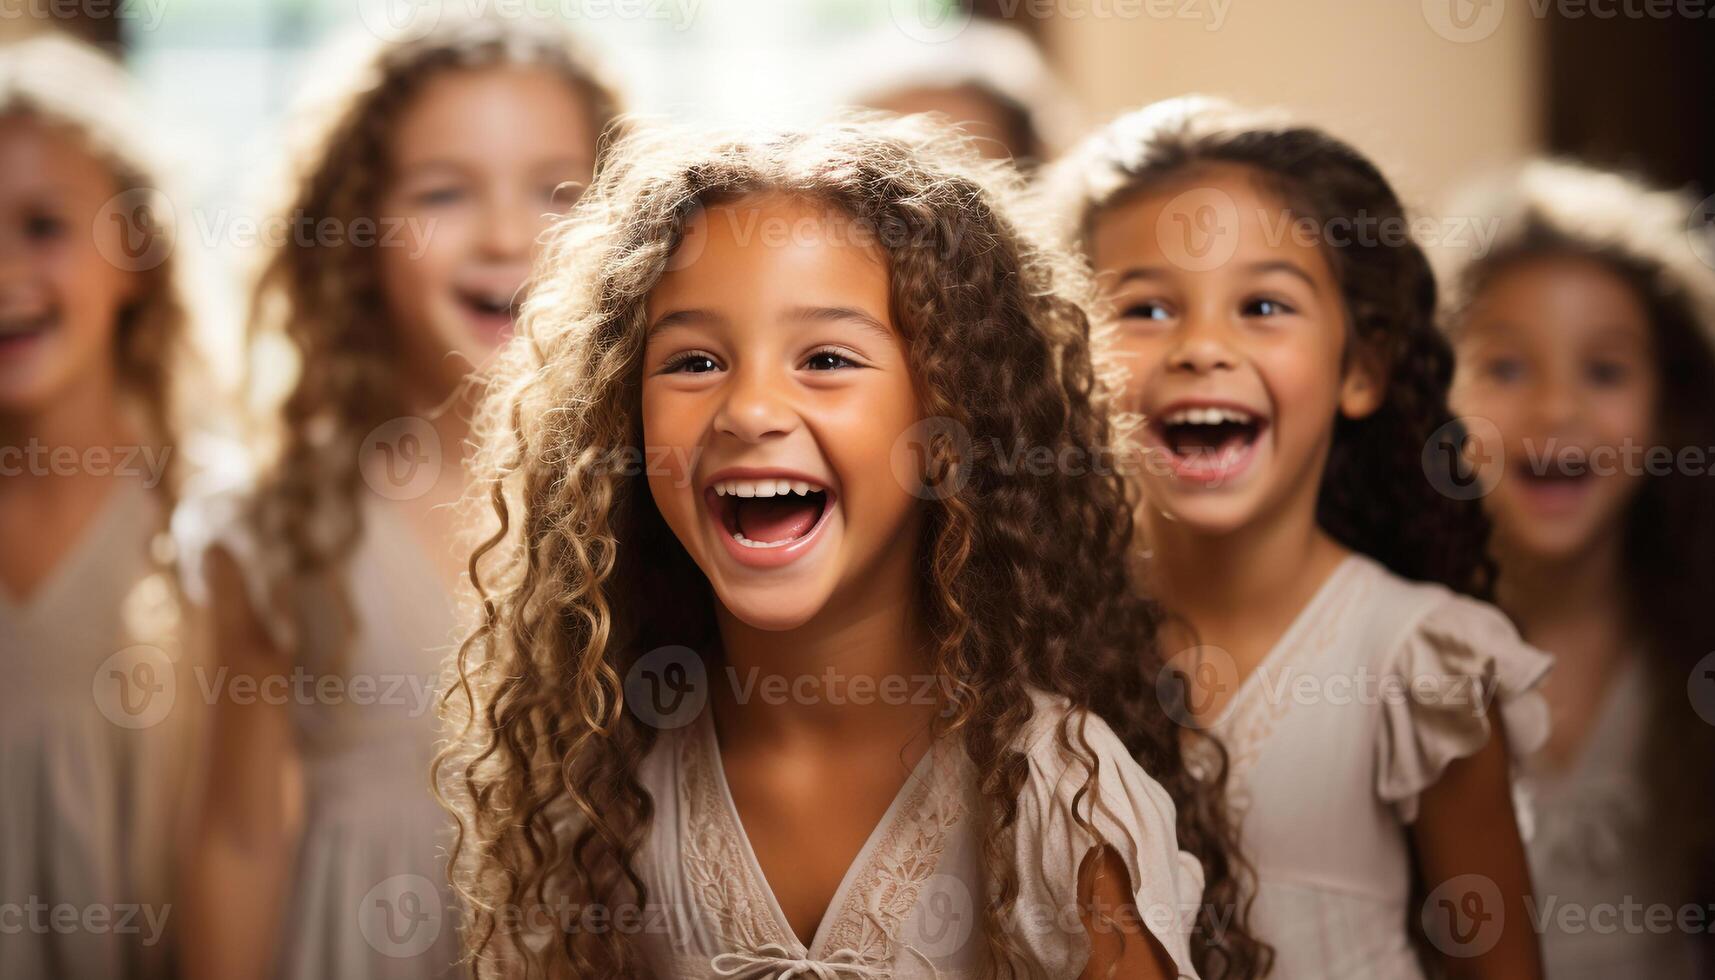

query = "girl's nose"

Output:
[[479, 194, 535, 261], [1166, 311, 1238, 374], [1530, 373, 1580, 430], [713, 364, 799, 443]]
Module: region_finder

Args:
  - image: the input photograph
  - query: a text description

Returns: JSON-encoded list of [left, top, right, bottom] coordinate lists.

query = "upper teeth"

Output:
[[1162, 407, 1255, 425], [713, 479, 820, 498]]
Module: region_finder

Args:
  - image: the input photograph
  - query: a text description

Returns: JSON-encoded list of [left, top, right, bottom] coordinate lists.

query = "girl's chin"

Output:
[[1496, 520, 1611, 566], [712, 591, 832, 633], [1145, 485, 1266, 537]]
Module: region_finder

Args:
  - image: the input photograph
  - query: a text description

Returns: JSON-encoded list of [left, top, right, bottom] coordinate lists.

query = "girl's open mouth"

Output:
[[454, 286, 520, 341], [0, 306, 57, 356], [708, 478, 832, 548], [1150, 404, 1268, 483], [1512, 459, 1595, 512]]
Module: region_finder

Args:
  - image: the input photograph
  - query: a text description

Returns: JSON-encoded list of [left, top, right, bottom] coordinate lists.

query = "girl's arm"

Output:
[[1411, 707, 1543, 980], [178, 547, 305, 980], [1078, 845, 1175, 980]]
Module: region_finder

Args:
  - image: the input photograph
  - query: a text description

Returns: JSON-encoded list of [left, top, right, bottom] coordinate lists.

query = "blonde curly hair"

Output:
[[0, 31, 193, 509], [234, 13, 623, 648], [436, 113, 1264, 979]]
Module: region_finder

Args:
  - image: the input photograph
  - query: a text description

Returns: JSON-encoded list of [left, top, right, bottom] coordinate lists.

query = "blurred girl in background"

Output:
[[1441, 160, 1715, 980], [848, 17, 1078, 170], [1046, 96, 1550, 979], [0, 32, 199, 980], [173, 14, 623, 980]]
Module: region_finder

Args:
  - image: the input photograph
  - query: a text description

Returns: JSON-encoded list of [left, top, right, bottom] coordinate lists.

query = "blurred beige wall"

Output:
[[1044, 0, 1543, 210]]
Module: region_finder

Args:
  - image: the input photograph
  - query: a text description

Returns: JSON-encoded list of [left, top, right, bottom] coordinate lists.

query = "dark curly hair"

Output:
[[1043, 96, 1495, 600], [1437, 159, 1715, 910], [435, 114, 1265, 979]]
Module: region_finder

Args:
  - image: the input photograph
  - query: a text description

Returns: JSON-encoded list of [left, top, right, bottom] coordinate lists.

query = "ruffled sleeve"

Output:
[[1375, 592, 1553, 824], [169, 447, 297, 653], [1010, 692, 1205, 980]]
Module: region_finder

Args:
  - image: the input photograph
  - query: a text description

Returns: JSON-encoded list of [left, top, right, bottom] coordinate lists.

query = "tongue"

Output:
[[735, 496, 820, 543], [1174, 424, 1252, 455]]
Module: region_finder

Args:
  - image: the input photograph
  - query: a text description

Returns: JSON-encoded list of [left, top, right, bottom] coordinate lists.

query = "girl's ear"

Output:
[[1339, 344, 1387, 420]]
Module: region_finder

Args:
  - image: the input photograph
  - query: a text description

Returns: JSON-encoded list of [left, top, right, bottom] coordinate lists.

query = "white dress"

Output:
[[1186, 554, 1553, 980], [175, 488, 463, 980], [630, 686, 1207, 979], [1524, 656, 1703, 979], [0, 480, 193, 980]]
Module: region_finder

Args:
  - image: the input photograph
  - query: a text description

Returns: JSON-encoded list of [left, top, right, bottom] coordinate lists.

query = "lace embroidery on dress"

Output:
[[1193, 569, 1370, 816], [678, 718, 968, 975], [818, 740, 967, 965], [681, 723, 793, 952]]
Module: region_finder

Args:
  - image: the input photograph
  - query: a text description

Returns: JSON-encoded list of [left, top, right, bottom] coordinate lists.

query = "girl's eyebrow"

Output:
[[649, 308, 726, 332], [784, 304, 892, 339], [650, 305, 891, 337], [393, 159, 470, 181], [531, 154, 594, 175], [1242, 259, 1321, 293], [1114, 266, 1170, 285]]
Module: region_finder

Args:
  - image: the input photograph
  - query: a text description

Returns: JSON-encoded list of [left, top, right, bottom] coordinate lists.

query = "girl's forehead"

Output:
[[0, 114, 120, 199], [388, 64, 596, 163]]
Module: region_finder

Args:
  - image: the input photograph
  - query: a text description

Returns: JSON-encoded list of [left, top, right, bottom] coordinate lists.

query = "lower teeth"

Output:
[[731, 531, 794, 549]]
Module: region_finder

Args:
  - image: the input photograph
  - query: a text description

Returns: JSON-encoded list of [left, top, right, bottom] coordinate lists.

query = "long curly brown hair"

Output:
[[240, 14, 622, 630], [1043, 96, 1495, 599], [0, 32, 195, 516], [1437, 159, 1715, 909], [435, 115, 1265, 979]]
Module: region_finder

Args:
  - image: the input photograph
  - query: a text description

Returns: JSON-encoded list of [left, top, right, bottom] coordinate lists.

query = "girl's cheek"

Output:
[[1113, 333, 1165, 411]]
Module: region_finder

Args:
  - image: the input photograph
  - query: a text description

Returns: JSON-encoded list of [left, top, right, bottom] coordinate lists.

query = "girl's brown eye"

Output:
[[664, 353, 718, 374], [1243, 297, 1295, 317], [1122, 301, 1170, 321], [804, 351, 857, 371], [25, 211, 66, 241]]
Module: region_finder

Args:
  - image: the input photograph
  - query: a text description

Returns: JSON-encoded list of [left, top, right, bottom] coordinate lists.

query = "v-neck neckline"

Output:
[[1536, 651, 1645, 782], [695, 707, 945, 958], [0, 479, 146, 624], [1203, 553, 1362, 732], [360, 494, 461, 609]]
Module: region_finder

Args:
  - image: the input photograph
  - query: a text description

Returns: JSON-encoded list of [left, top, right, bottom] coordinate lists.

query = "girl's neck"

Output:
[[406, 376, 476, 461], [710, 565, 937, 752], [1495, 529, 1632, 661], [1144, 503, 1344, 630], [0, 366, 131, 504]]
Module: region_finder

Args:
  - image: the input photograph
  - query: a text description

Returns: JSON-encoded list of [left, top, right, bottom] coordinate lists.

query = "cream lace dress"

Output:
[[630, 686, 1208, 980], [1524, 656, 1703, 979], [174, 486, 463, 980], [0, 480, 194, 979], [1186, 554, 1553, 980]]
